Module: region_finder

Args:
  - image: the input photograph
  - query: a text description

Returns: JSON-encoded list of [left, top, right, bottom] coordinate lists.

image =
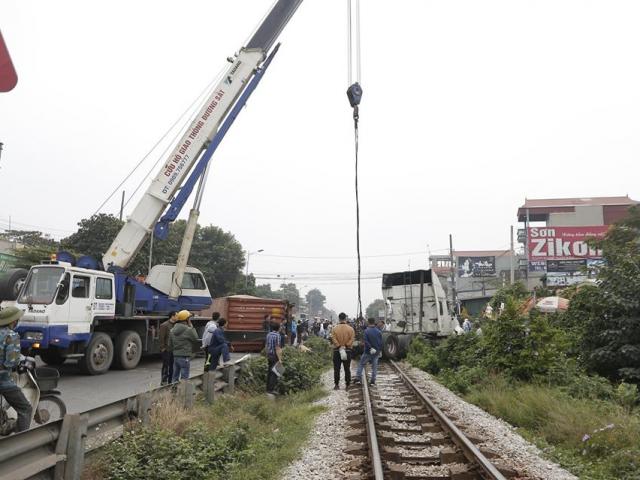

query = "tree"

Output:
[[366, 299, 386, 319], [61, 214, 124, 263], [279, 283, 300, 307], [1, 230, 60, 269], [577, 206, 640, 382], [306, 288, 326, 315]]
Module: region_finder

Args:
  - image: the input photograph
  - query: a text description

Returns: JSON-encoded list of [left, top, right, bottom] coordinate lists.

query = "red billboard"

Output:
[[528, 226, 608, 261], [0, 31, 18, 92]]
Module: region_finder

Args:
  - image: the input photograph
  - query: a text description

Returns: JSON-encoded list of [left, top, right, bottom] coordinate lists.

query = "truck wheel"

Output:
[[383, 334, 400, 359], [0, 268, 28, 301], [79, 333, 114, 375], [396, 334, 413, 358], [113, 330, 142, 370], [39, 350, 65, 366]]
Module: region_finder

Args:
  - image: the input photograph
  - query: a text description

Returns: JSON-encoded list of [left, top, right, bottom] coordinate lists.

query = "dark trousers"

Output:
[[267, 357, 278, 393], [1, 386, 32, 432], [161, 351, 173, 384], [333, 349, 352, 386], [208, 344, 230, 370], [290, 332, 296, 345]]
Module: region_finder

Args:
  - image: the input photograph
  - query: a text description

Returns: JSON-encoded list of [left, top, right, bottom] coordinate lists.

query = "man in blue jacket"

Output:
[[208, 318, 233, 369], [354, 317, 383, 386]]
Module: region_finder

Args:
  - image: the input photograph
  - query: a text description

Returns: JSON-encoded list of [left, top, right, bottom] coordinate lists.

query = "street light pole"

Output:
[[245, 249, 264, 288]]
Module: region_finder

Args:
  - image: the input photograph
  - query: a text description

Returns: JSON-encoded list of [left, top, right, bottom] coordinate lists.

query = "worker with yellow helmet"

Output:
[[168, 310, 200, 382]]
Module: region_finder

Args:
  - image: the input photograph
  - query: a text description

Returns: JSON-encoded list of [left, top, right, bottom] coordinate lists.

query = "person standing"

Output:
[[265, 322, 283, 395], [0, 307, 32, 432], [354, 318, 383, 385], [169, 310, 200, 382], [159, 311, 177, 385], [202, 312, 220, 372], [208, 318, 233, 369], [279, 319, 287, 348], [290, 316, 297, 345], [331, 312, 355, 390], [462, 318, 472, 333]]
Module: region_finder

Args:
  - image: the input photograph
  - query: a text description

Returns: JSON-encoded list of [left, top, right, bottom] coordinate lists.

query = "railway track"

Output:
[[346, 361, 528, 480]]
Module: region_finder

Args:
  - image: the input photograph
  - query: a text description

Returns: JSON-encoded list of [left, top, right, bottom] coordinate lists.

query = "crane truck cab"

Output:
[[380, 269, 460, 359], [13, 259, 211, 374]]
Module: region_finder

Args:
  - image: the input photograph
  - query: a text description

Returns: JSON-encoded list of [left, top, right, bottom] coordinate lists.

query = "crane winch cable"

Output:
[[346, 0, 364, 319]]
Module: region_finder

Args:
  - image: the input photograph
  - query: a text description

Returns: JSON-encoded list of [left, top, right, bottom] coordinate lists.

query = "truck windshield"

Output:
[[19, 267, 65, 305]]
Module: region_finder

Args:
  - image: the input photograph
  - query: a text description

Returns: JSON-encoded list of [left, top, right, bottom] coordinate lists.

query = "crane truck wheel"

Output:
[[382, 333, 400, 360], [79, 333, 114, 375], [0, 268, 28, 301], [113, 330, 142, 370]]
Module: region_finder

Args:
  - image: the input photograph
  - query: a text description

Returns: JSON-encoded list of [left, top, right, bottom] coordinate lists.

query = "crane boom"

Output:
[[103, 0, 303, 271]]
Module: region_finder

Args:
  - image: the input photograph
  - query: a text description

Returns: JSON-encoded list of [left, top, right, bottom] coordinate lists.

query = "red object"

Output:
[[0, 31, 18, 92], [528, 226, 609, 260]]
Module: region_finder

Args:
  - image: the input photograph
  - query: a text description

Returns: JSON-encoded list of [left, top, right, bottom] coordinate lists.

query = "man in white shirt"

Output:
[[202, 312, 219, 372]]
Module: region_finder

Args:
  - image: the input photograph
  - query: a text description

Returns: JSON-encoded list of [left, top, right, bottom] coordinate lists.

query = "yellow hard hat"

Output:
[[176, 310, 192, 321]]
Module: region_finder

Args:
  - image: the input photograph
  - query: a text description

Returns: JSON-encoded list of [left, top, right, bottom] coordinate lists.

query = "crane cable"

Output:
[[347, 0, 364, 319]]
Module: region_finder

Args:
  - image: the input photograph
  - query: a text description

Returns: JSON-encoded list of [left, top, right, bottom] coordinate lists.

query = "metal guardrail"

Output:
[[0, 359, 248, 480]]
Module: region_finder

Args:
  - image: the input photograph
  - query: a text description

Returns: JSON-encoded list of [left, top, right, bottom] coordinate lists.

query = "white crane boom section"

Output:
[[102, 49, 263, 270]]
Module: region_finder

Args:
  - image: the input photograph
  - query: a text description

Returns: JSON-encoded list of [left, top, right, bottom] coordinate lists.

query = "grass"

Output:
[[464, 378, 640, 480], [85, 386, 327, 480]]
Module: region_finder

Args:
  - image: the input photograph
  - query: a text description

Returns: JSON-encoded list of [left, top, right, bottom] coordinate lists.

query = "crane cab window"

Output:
[[55, 273, 71, 305], [181, 273, 206, 290], [72, 276, 90, 298], [95, 278, 113, 300]]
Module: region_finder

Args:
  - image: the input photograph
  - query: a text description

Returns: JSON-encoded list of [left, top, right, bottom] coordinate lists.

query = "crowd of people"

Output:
[[158, 308, 388, 396]]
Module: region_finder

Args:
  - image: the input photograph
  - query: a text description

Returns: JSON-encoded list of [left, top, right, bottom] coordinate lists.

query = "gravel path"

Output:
[[280, 369, 357, 480], [401, 362, 578, 480]]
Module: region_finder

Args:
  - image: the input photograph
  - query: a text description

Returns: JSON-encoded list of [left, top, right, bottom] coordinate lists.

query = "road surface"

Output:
[[48, 353, 247, 413]]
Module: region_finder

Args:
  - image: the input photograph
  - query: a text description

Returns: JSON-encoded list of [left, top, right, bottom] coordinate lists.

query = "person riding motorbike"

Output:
[[0, 307, 32, 432]]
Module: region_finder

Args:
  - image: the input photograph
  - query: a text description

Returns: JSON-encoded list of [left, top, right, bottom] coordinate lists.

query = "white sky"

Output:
[[1, 0, 639, 315]]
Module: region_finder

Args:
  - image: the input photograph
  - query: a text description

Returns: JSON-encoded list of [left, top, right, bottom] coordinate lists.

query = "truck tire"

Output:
[[396, 334, 413, 358], [79, 333, 114, 375], [382, 334, 400, 360], [113, 330, 142, 370], [0, 268, 28, 301], [39, 350, 65, 366]]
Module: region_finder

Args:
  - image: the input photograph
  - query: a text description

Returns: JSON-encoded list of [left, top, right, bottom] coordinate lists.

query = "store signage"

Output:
[[528, 226, 608, 260]]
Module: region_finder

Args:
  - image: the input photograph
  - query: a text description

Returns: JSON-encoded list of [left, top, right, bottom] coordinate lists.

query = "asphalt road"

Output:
[[49, 353, 247, 413]]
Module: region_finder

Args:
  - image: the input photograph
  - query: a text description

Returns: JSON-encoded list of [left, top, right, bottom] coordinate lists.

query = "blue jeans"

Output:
[[208, 344, 230, 370], [172, 356, 190, 382], [356, 352, 380, 384]]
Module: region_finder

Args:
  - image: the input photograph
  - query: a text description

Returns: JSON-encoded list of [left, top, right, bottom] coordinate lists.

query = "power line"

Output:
[[258, 250, 443, 260]]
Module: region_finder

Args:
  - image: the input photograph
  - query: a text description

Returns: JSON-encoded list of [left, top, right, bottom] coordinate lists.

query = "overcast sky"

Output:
[[1, 0, 639, 315]]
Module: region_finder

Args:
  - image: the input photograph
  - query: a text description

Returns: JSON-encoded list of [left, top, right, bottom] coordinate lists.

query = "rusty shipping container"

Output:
[[200, 295, 290, 352]]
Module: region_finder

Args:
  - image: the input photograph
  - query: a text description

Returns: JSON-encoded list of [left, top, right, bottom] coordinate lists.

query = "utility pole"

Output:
[[449, 234, 457, 315], [510, 225, 515, 284], [119, 190, 125, 222], [525, 208, 530, 285], [245, 249, 264, 288]]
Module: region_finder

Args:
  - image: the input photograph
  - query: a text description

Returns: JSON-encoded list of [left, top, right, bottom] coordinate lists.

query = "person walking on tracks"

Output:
[[202, 311, 220, 372], [159, 311, 177, 385], [169, 310, 200, 382], [265, 322, 283, 395], [354, 318, 383, 386], [0, 307, 32, 433], [331, 312, 355, 390]]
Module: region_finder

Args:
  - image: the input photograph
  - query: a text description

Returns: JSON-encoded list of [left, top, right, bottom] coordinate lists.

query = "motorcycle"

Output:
[[0, 358, 66, 435]]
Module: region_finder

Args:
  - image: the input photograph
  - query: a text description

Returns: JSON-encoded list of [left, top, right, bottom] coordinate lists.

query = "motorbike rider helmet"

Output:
[[0, 306, 24, 327]]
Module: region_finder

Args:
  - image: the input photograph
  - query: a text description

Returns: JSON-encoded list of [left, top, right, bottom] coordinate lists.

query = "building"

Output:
[[430, 249, 522, 316], [517, 196, 639, 288]]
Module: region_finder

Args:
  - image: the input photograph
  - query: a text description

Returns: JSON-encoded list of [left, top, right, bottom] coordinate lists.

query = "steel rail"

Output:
[[390, 360, 507, 480], [361, 366, 385, 480]]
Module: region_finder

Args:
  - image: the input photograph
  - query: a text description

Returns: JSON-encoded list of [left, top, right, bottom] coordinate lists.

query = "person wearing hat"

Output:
[[168, 310, 200, 382], [0, 307, 32, 432]]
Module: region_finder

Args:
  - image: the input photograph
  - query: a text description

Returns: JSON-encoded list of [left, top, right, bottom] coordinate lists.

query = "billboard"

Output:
[[528, 226, 608, 261], [546, 259, 586, 273], [457, 256, 496, 278], [0, 31, 18, 92]]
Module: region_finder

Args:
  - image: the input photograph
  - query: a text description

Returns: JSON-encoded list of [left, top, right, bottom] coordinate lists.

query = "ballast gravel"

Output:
[[279, 369, 357, 480], [400, 362, 578, 480]]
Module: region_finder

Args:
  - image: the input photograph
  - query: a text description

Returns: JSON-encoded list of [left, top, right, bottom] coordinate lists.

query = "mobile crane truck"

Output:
[[6, 0, 304, 374]]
